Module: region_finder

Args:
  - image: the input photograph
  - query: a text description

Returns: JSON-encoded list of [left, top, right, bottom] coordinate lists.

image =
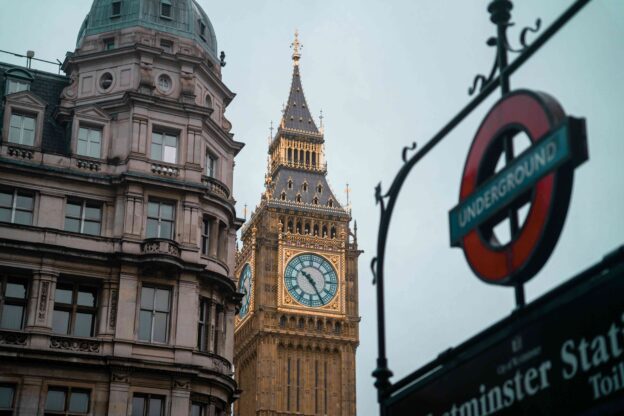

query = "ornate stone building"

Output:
[[234, 34, 361, 416], [0, 1, 243, 415]]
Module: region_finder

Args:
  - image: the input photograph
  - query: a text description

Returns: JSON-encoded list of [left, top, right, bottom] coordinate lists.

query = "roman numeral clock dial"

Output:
[[284, 253, 338, 308]]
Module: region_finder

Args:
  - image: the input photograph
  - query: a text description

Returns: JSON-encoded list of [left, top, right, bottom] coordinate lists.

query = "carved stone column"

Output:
[[108, 369, 130, 416], [17, 376, 42, 416], [171, 380, 191, 415], [26, 270, 58, 331]]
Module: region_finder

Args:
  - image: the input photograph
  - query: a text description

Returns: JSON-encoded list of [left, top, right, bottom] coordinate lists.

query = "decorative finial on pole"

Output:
[[291, 29, 302, 65], [269, 120, 274, 138], [345, 183, 352, 214], [319, 109, 324, 128], [243, 203, 248, 220]]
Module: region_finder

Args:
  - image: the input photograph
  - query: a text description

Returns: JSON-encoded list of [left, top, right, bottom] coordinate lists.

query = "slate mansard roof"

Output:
[[0, 63, 70, 154], [271, 167, 342, 209]]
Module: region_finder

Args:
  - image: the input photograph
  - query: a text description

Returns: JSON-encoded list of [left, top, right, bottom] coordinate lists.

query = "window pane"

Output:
[[0, 191, 12, 208], [151, 142, 162, 160], [148, 202, 159, 218], [65, 218, 81, 232], [52, 310, 70, 334], [84, 205, 101, 221], [160, 204, 173, 220], [191, 403, 202, 416], [160, 221, 172, 239], [0, 386, 14, 409], [22, 116, 35, 130], [15, 194, 32, 210], [55, 287, 73, 304], [77, 139, 88, 156], [22, 128, 35, 146], [163, 145, 177, 163], [132, 396, 145, 416], [141, 287, 154, 309], [138, 310, 152, 341], [45, 389, 66, 411], [153, 312, 168, 343], [152, 133, 163, 145], [68, 390, 90, 413], [0, 304, 24, 330], [148, 397, 163, 416], [8, 126, 22, 143], [154, 289, 169, 312], [74, 312, 94, 337], [78, 127, 89, 141], [77, 290, 96, 307], [66, 202, 82, 218], [5, 282, 26, 299], [14, 210, 32, 225], [0, 208, 10, 222], [9, 115, 20, 129], [146, 219, 159, 238], [89, 141, 101, 158], [164, 134, 177, 147], [83, 220, 101, 236]]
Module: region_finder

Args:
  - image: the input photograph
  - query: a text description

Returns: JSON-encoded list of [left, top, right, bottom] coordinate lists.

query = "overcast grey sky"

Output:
[[1, 1, 623, 414]]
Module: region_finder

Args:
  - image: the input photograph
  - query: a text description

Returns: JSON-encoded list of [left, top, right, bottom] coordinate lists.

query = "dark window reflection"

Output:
[[0, 278, 28, 330], [52, 282, 97, 337]]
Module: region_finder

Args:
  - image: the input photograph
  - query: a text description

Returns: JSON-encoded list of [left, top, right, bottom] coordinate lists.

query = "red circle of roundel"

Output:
[[459, 90, 571, 285]]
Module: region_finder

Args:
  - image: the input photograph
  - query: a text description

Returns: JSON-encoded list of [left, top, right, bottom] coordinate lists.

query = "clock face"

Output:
[[238, 263, 252, 318], [284, 253, 338, 307]]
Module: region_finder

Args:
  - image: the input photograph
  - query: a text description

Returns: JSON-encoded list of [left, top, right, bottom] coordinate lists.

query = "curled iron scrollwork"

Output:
[[402, 142, 418, 163], [371, 257, 378, 285]]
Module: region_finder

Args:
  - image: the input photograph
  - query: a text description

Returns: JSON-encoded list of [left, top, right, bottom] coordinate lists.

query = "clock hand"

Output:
[[301, 270, 324, 302]]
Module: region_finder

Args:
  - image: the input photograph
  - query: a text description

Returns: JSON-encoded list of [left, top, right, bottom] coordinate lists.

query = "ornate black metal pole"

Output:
[[488, 0, 526, 307]]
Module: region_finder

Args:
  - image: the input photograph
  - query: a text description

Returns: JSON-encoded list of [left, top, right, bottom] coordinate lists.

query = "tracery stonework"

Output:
[[234, 33, 360, 416]]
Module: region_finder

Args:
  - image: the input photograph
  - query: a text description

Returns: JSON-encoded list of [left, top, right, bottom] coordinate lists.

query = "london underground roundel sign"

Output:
[[449, 90, 588, 285]]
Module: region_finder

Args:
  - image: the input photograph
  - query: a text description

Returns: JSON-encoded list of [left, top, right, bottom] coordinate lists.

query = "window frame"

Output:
[[205, 152, 217, 178], [197, 297, 210, 352], [131, 393, 165, 416], [111, 1, 121, 17], [146, 200, 175, 240], [52, 281, 98, 338], [6, 79, 30, 94], [160, 0, 172, 19], [64, 199, 103, 236], [44, 386, 91, 415], [76, 125, 103, 159], [138, 285, 171, 344], [150, 131, 178, 164], [0, 383, 16, 415], [103, 37, 115, 51], [0, 188, 34, 226], [8, 112, 36, 146], [201, 218, 211, 256], [0, 276, 28, 331]]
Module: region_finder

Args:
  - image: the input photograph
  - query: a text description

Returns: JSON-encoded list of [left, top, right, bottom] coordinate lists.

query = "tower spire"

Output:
[[291, 29, 302, 65]]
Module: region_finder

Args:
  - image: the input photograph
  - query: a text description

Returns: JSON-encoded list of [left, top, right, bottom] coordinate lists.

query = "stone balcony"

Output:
[[140, 238, 183, 270], [202, 175, 230, 200]]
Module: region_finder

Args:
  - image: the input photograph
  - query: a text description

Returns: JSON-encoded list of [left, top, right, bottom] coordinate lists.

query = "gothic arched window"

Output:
[[313, 197, 318, 205], [328, 198, 334, 208], [317, 184, 323, 194], [288, 179, 293, 189], [281, 192, 286, 201], [287, 220, 294, 233], [330, 226, 336, 239], [296, 194, 302, 203], [322, 225, 328, 237], [313, 224, 319, 236]]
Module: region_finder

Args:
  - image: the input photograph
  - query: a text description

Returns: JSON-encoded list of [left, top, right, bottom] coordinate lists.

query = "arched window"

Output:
[[330, 226, 336, 239], [302, 182, 308, 192], [288, 148, 293, 163], [322, 225, 328, 237], [335, 322, 342, 334], [279, 316, 287, 328], [328, 198, 334, 208], [288, 179, 293, 189], [296, 194, 302, 203], [294, 149, 298, 163], [299, 150, 304, 163], [304, 222, 310, 234], [313, 197, 318, 205], [298, 318, 304, 329], [317, 184, 323, 193], [296, 221, 302, 234], [312, 152, 316, 167], [313, 224, 319, 236], [205, 94, 213, 108], [287, 220, 294, 233], [306, 151, 310, 166], [281, 191, 286, 201]]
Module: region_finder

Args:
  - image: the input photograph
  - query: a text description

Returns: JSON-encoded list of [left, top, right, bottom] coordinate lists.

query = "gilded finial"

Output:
[[291, 29, 302, 65], [319, 109, 324, 128]]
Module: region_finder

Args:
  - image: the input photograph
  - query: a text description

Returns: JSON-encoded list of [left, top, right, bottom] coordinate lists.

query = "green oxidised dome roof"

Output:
[[77, 0, 218, 61]]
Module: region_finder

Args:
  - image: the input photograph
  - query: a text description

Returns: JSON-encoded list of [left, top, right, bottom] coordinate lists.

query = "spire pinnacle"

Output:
[[291, 29, 302, 65]]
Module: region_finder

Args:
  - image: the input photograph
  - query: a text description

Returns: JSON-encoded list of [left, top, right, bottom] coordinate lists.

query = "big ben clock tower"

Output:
[[234, 32, 360, 416]]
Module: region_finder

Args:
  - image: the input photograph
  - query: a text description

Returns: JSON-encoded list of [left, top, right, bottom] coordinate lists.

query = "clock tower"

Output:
[[234, 32, 360, 416]]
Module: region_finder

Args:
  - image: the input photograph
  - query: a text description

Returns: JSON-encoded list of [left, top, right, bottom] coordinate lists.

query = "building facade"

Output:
[[0, 1, 243, 415], [234, 35, 360, 416]]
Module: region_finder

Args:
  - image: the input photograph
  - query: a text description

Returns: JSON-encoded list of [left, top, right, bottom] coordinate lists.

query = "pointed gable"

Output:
[[282, 65, 319, 134]]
